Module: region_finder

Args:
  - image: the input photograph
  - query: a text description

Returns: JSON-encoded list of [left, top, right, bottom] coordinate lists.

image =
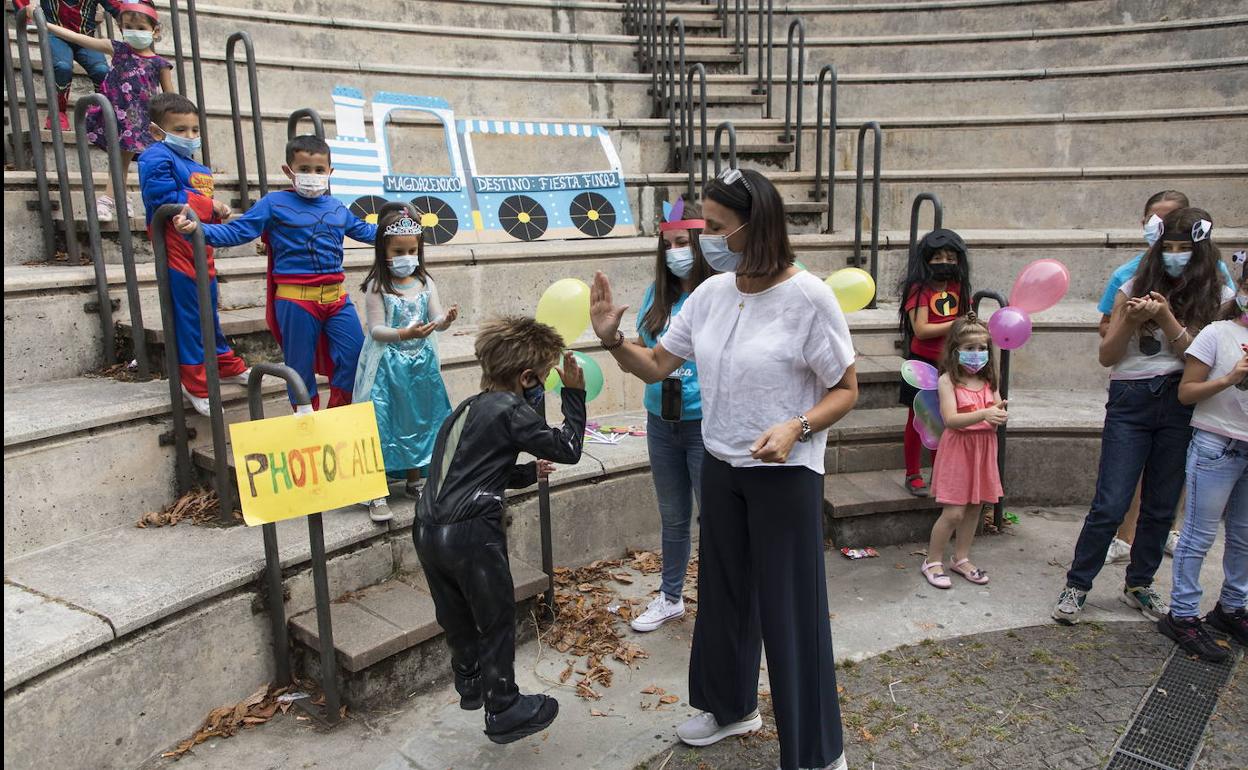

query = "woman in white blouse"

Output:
[[590, 168, 857, 770]]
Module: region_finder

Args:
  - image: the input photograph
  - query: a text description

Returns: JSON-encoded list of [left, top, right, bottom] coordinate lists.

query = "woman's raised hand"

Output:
[[590, 271, 628, 342]]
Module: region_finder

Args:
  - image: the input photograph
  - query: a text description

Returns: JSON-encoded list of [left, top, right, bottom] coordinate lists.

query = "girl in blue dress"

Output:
[[354, 210, 457, 522]]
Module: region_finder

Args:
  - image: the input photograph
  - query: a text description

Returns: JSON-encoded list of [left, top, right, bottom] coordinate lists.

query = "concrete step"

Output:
[[824, 469, 941, 548]]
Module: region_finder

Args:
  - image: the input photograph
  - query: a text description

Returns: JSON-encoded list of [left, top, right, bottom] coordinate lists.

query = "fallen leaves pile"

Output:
[[137, 487, 239, 528], [161, 681, 339, 759]]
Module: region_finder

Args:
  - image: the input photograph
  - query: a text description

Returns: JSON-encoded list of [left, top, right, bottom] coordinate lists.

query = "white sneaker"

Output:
[[676, 710, 762, 747], [1165, 531, 1179, 556], [776, 754, 847, 770], [220, 368, 253, 386], [180, 384, 210, 416], [367, 498, 393, 523], [96, 195, 116, 221], [631, 593, 685, 632], [1105, 537, 1131, 564]]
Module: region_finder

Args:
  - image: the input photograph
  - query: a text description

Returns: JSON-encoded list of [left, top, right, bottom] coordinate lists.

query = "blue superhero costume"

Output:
[[138, 141, 248, 398], [198, 191, 377, 408]]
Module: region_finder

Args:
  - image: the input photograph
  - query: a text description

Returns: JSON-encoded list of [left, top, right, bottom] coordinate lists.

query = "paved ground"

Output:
[[139, 507, 1237, 770]]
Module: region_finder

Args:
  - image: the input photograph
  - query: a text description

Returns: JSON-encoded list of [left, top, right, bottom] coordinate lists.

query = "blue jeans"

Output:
[[1169, 430, 1248, 617], [647, 412, 705, 601], [48, 35, 109, 93], [1066, 375, 1194, 591]]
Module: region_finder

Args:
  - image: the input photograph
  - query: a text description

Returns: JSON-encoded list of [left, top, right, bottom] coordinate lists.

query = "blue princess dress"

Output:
[[353, 279, 453, 473]]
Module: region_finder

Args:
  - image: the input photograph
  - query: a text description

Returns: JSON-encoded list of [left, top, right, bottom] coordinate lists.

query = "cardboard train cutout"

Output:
[[328, 87, 635, 244]]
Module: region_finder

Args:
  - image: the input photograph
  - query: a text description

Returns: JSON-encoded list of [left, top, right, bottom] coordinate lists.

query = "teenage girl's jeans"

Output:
[[646, 413, 704, 601], [1066, 374, 1194, 591], [48, 36, 109, 98], [1169, 430, 1248, 617]]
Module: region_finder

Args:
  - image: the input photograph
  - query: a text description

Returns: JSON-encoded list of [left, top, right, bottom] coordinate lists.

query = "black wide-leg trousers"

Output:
[[689, 454, 845, 770]]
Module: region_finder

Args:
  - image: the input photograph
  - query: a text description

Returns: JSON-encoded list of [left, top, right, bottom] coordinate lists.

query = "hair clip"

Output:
[[1233, 250, 1246, 265], [659, 196, 707, 232], [384, 216, 423, 237], [717, 166, 754, 196], [965, 311, 979, 323], [1191, 219, 1212, 243]]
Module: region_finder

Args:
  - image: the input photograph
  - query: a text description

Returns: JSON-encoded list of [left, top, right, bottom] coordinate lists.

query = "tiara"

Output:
[[658, 196, 706, 232], [384, 216, 423, 237]]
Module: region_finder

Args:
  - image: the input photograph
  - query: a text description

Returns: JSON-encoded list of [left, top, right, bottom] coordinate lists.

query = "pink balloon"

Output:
[[1009, 259, 1070, 314], [989, 306, 1033, 350]]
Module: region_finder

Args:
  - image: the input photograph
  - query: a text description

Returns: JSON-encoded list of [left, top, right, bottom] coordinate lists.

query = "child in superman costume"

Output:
[[175, 135, 377, 409]]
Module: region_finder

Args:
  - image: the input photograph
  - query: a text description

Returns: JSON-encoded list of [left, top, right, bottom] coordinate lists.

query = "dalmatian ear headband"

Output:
[[1233, 250, 1246, 280], [384, 216, 423, 237], [658, 197, 706, 232], [1154, 217, 1213, 243]]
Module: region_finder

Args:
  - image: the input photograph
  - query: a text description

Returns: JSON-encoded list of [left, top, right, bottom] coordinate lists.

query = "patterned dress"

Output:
[[85, 41, 170, 154]]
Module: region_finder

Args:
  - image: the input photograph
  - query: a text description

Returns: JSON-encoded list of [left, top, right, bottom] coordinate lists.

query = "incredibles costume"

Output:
[[198, 191, 377, 409], [14, 1, 120, 115], [415, 388, 585, 742], [138, 140, 248, 397]]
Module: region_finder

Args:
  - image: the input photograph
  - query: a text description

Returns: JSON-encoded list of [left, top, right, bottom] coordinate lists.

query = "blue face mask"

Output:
[[160, 130, 200, 158], [665, 246, 694, 279], [523, 381, 545, 410], [698, 223, 747, 273], [389, 256, 419, 278], [1162, 250, 1192, 278], [958, 349, 989, 372], [1143, 214, 1163, 246]]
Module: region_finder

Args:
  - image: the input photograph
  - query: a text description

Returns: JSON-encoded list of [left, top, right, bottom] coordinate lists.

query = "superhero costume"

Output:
[[15, 1, 120, 114]]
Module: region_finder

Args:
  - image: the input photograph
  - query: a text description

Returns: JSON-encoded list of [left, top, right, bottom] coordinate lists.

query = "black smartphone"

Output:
[[661, 377, 683, 422]]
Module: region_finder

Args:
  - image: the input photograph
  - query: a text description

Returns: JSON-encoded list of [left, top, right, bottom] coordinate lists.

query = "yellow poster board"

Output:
[[229, 402, 388, 526]]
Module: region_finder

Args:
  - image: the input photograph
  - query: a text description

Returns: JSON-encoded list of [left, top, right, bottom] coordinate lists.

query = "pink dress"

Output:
[[931, 383, 1003, 505]]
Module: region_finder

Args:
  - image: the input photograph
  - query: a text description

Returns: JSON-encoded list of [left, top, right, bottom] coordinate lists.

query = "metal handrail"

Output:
[[813, 64, 838, 231], [75, 93, 150, 380], [150, 203, 232, 521], [13, 11, 54, 258], [685, 63, 708, 199], [287, 107, 326, 140], [167, 0, 188, 95], [713, 120, 737, 176], [780, 18, 806, 171], [4, 10, 28, 170], [752, 0, 774, 117], [185, 0, 211, 165], [225, 31, 268, 212], [735, 0, 748, 74], [664, 17, 687, 171], [972, 290, 1010, 531], [650, 0, 667, 116], [27, 8, 80, 263], [908, 193, 944, 261], [852, 121, 882, 308]]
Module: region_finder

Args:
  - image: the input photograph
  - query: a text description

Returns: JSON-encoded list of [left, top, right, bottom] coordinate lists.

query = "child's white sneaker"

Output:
[[220, 368, 253, 386], [367, 498, 393, 523], [1104, 537, 1131, 564], [96, 195, 116, 221], [1165, 531, 1180, 556], [630, 593, 684, 632], [180, 384, 211, 416], [676, 710, 762, 747]]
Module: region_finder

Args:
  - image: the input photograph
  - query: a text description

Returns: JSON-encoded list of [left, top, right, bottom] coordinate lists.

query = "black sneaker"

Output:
[[1206, 603, 1248, 647], [1158, 613, 1230, 663], [454, 667, 483, 711], [484, 693, 559, 744]]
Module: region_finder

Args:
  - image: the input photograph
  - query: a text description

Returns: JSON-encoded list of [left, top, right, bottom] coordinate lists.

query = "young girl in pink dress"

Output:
[[920, 314, 1008, 589]]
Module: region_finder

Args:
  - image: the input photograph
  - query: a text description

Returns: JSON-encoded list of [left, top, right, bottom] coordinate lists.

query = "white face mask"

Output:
[[389, 256, 419, 278], [122, 29, 154, 50], [1143, 214, 1163, 246], [665, 246, 694, 278], [292, 173, 330, 198], [698, 223, 747, 273]]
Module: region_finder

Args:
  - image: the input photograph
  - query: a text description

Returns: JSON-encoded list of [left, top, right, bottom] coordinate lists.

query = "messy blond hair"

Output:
[[475, 316, 565, 390]]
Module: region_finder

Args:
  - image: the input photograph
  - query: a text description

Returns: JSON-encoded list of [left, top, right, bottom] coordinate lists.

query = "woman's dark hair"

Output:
[[1142, 190, 1189, 219], [1132, 207, 1223, 330], [360, 208, 427, 296], [642, 202, 714, 337], [701, 168, 795, 278], [896, 228, 973, 342]]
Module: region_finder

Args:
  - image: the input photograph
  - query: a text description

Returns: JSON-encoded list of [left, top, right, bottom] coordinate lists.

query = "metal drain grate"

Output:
[[1104, 639, 1240, 770]]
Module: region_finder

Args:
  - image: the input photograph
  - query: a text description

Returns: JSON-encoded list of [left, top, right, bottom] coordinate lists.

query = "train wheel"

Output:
[[407, 196, 459, 245], [569, 192, 616, 238], [498, 195, 548, 241], [349, 195, 390, 225]]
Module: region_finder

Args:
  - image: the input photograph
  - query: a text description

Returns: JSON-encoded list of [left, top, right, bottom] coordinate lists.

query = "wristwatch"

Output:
[[795, 414, 812, 443]]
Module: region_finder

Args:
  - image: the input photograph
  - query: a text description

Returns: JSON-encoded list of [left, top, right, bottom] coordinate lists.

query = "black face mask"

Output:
[[930, 263, 959, 281]]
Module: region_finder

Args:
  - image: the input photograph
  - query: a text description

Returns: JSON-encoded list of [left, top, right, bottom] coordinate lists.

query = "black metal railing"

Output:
[[751, 0, 774, 117], [734, 0, 748, 75], [713, 120, 738, 175], [813, 64, 838, 230], [287, 107, 326, 140], [972, 290, 1010, 531], [166, 0, 188, 96], [150, 203, 233, 522], [3, 10, 27, 170], [780, 18, 806, 171], [908, 193, 944, 260], [684, 63, 708, 199], [75, 93, 150, 379], [225, 31, 268, 211], [185, 0, 211, 165], [662, 17, 686, 170], [851, 121, 882, 307]]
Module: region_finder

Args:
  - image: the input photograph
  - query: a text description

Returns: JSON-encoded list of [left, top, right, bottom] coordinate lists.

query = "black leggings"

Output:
[[690, 454, 845, 770]]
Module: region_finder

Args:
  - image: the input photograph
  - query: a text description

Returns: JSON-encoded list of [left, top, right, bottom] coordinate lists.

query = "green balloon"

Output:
[[545, 351, 605, 403]]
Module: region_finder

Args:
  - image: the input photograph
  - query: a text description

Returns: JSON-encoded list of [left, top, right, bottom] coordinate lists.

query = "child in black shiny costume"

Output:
[[415, 317, 586, 744]]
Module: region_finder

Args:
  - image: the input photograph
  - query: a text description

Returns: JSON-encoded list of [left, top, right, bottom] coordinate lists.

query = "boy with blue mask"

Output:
[[138, 92, 248, 416], [416, 318, 585, 744]]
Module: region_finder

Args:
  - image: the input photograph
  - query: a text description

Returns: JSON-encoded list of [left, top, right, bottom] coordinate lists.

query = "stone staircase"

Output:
[[4, 0, 1247, 767]]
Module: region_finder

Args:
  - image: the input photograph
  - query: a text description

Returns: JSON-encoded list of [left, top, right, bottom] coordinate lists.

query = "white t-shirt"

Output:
[[1185, 320, 1248, 442], [660, 271, 856, 473], [1111, 278, 1235, 381]]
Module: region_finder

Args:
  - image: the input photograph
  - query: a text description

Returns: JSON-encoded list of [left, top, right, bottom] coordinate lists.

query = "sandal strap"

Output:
[[921, 560, 944, 572]]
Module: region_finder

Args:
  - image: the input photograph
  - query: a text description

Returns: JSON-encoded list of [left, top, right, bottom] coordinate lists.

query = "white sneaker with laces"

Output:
[[776, 753, 847, 770], [96, 195, 116, 221], [676, 710, 762, 747], [630, 593, 685, 632], [180, 384, 210, 416], [1104, 537, 1131, 564], [220, 368, 253, 386], [367, 498, 393, 523], [1165, 530, 1180, 556]]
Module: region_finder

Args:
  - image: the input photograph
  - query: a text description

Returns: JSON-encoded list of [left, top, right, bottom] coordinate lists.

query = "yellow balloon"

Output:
[[824, 268, 876, 313], [535, 278, 591, 345]]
